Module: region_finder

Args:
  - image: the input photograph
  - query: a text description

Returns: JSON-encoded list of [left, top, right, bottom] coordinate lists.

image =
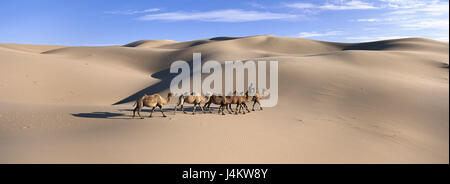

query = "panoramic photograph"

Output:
[[0, 0, 448, 166]]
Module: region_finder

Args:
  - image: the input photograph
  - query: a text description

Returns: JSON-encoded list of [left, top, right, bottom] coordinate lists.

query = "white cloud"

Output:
[[320, 1, 377, 10], [283, 0, 448, 42], [297, 31, 342, 38], [351, 1, 448, 40], [381, 1, 449, 31], [357, 18, 380, 22], [285, 3, 316, 9], [419, 3, 449, 16], [389, 1, 449, 16], [286, 1, 377, 10], [139, 9, 298, 22], [400, 19, 449, 30], [380, 0, 426, 9], [106, 8, 160, 15]]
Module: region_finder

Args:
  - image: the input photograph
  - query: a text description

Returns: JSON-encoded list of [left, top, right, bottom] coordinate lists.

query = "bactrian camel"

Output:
[[226, 91, 251, 115], [132, 92, 174, 118], [203, 91, 250, 115], [203, 95, 231, 115], [227, 90, 265, 113], [250, 92, 264, 111], [174, 93, 211, 115]]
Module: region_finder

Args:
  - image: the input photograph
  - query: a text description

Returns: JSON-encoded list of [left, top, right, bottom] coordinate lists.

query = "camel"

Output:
[[241, 87, 265, 111], [224, 91, 251, 115], [204, 91, 252, 115], [250, 92, 264, 111], [174, 93, 211, 115], [229, 90, 265, 113], [209, 91, 242, 114], [243, 84, 263, 111], [224, 91, 238, 113], [203, 95, 232, 115], [132, 92, 174, 118]]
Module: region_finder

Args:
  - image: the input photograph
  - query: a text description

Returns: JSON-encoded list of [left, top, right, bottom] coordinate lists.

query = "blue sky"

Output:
[[0, 0, 448, 45]]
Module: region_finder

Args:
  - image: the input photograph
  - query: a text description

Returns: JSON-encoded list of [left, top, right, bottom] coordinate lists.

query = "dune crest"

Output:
[[122, 40, 178, 48]]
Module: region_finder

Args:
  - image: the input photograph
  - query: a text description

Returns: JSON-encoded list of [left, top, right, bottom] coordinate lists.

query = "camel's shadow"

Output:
[[71, 107, 222, 119], [71, 112, 132, 119], [118, 106, 221, 114]]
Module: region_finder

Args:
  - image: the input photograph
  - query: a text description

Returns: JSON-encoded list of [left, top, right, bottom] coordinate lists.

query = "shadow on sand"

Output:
[[112, 53, 224, 105], [71, 112, 132, 119], [118, 106, 221, 114], [112, 56, 202, 105], [71, 107, 222, 119]]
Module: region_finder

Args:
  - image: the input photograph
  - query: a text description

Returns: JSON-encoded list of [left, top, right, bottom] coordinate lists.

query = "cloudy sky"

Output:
[[0, 0, 448, 45]]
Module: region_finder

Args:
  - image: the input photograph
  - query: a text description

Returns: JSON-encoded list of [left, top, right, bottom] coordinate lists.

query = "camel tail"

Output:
[[177, 94, 185, 106], [133, 100, 137, 107], [133, 96, 144, 108]]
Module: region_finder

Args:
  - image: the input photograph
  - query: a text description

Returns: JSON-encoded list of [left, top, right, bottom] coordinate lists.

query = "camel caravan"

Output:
[[132, 90, 264, 118]]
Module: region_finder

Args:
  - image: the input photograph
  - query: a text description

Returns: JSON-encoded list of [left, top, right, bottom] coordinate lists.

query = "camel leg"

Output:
[[225, 104, 232, 114], [132, 106, 137, 118], [149, 107, 155, 118], [137, 106, 143, 119], [220, 105, 226, 115], [158, 104, 167, 117], [216, 104, 221, 114], [199, 103, 205, 113], [229, 104, 234, 113], [217, 104, 225, 115], [192, 103, 197, 115], [237, 104, 241, 114], [252, 101, 256, 111], [243, 103, 251, 113], [173, 105, 178, 115], [237, 103, 242, 114], [195, 103, 201, 113], [219, 105, 224, 115], [206, 103, 212, 113], [203, 103, 208, 112], [182, 104, 186, 114], [234, 104, 240, 115], [241, 104, 246, 114]]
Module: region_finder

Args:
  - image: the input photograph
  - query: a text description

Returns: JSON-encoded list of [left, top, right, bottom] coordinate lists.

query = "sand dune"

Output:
[[0, 35, 448, 163], [123, 40, 178, 48], [0, 43, 66, 54]]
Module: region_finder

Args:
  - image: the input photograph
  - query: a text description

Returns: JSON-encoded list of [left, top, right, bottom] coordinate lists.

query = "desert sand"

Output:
[[0, 35, 448, 163]]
